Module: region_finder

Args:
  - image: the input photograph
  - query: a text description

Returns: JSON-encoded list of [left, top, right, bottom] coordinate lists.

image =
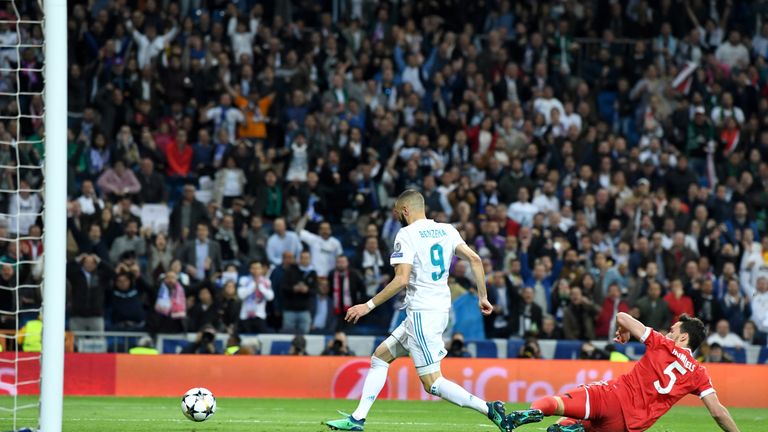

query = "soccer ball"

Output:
[[181, 387, 217, 422]]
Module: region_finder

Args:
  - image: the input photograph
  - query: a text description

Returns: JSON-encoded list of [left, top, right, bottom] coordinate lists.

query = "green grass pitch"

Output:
[[0, 397, 766, 431]]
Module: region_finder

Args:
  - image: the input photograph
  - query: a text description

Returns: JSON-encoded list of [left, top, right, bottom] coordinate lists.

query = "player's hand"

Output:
[[478, 297, 493, 316], [614, 327, 630, 344], [345, 304, 371, 324]]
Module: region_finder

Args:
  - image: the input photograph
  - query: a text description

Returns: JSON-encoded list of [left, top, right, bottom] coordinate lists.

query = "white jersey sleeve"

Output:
[[390, 230, 415, 265], [448, 224, 466, 253]]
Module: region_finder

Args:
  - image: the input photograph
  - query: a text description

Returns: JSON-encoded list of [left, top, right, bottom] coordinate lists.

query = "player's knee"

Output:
[[416, 363, 442, 394], [419, 375, 440, 395], [422, 381, 433, 394], [380, 337, 405, 361], [531, 396, 559, 416], [371, 355, 390, 369], [373, 343, 391, 360]]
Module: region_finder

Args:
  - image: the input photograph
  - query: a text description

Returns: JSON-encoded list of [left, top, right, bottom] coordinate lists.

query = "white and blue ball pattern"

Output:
[[181, 387, 217, 422]]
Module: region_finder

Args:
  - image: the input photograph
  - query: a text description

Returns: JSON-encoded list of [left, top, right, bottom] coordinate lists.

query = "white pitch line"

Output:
[[4, 417, 549, 431], [64, 417, 497, 427], [62, 404, 436, 414]]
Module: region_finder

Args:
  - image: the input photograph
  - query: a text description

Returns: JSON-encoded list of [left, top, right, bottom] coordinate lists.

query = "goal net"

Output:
[[0, 1, 55, 431]]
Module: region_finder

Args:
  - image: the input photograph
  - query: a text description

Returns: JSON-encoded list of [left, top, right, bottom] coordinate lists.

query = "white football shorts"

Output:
[[389, 310, 449, 369]]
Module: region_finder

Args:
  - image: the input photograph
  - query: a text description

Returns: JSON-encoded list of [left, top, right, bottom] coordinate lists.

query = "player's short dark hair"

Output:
[[678, 314, 707, 352], [396, 189, 425, 210]]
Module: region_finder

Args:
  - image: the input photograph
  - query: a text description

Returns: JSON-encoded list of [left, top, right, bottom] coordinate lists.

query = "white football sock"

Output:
[[430, 376, 489, 415], [351, 356, 389, 420]]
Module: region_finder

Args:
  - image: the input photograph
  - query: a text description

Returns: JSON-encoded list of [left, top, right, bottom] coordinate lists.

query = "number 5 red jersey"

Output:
[[614, 327, 714, 431]]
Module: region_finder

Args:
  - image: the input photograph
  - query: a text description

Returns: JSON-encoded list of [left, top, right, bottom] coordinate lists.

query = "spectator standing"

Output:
[[245, 215, 269, 264], [66, 254, 112, 333], [636, 282, 672, 332], [720, 278, 751, 335], [281, 250, 317, 334], [213, 155, 247, 208], [217, 280, 241, 333], [21, 224, 43, 261], [706, 319, 745, 349], [563, 287, 600, 340], [165, 129, 194, 178], [715, 30, 749, 69], [520, 235, 563, 313], [175, 223, 223, 283], [595, 283, 630, 339], [253, 170, 284, 220], [237, 261, 274, 333], [358, 236, 388, 298], [124, 12, 178, 69], [147, 233, 174, 282], [231, 85, 272, 142], [109, 219, 147, 264], [328, 256, 364, 329], [201, 94, 244, 144], [7, 179, 41, 237], [136, 158, 167, 204], [507, 187, 538, 228], [509, 286, 544, 338], [78, 223, 110, 264], [751, 277, 768, 334], [711, 92, 745, 127], [296, 218, 343, 277], [96, 160, 141, 200], [75, 180, 103, 224], [725, 202, 759, 244], [692, 278, 723, 330], [113, 126, 141, 168], [168, 185, 208, 241], [187, 287, 219, 332], [226, 6, 260, 63], [741, 320, 767, 346], [110, 271, 148, 331], [150, 270, 187, 333], [266, 218, 302, 267], [663, 279, 695, 323], [191, 129, 215, 177], [311, 277, 335, 334]]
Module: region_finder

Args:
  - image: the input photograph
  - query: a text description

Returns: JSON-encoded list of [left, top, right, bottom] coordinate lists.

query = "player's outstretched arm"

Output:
[[455, 243, 493, 316], [345, 263, 412, 324], [614, 312, 647, 343], [702, 393, 740, 432]]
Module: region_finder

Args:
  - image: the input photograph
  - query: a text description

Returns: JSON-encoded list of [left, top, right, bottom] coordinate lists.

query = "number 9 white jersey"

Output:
[[389, 219, 466, 312]]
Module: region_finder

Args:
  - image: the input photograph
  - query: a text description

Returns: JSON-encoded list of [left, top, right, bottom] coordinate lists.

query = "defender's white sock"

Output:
[[430, 376, 489, 415], [351, 356, 389, 420]]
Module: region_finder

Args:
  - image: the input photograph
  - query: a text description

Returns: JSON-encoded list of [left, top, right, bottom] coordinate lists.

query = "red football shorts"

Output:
[[560, 382, 627, 432]]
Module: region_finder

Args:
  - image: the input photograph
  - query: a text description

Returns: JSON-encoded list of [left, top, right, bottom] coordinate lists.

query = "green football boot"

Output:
[[507, 409, 544, 429], [546, 423, 585, 432], [487, 401, 510, 431], [324, 411, 365, 431]]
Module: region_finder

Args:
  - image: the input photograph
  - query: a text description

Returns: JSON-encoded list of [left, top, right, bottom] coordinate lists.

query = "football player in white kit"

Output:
[[324, 190, 542, 432]]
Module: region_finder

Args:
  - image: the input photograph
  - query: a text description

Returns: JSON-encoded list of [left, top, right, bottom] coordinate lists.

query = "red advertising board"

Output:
[[1, 354, 766, 408]]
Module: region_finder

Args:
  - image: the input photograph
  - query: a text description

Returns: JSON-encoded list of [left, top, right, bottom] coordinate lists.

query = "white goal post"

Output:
[[40, 0, 66, 431]]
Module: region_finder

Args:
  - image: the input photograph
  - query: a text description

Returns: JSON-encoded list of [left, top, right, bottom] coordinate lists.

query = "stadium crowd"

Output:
[[1, 0, 768, 357]]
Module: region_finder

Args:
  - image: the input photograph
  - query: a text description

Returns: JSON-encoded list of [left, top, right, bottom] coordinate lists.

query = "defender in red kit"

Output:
[[506, 313, 740, 432]]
